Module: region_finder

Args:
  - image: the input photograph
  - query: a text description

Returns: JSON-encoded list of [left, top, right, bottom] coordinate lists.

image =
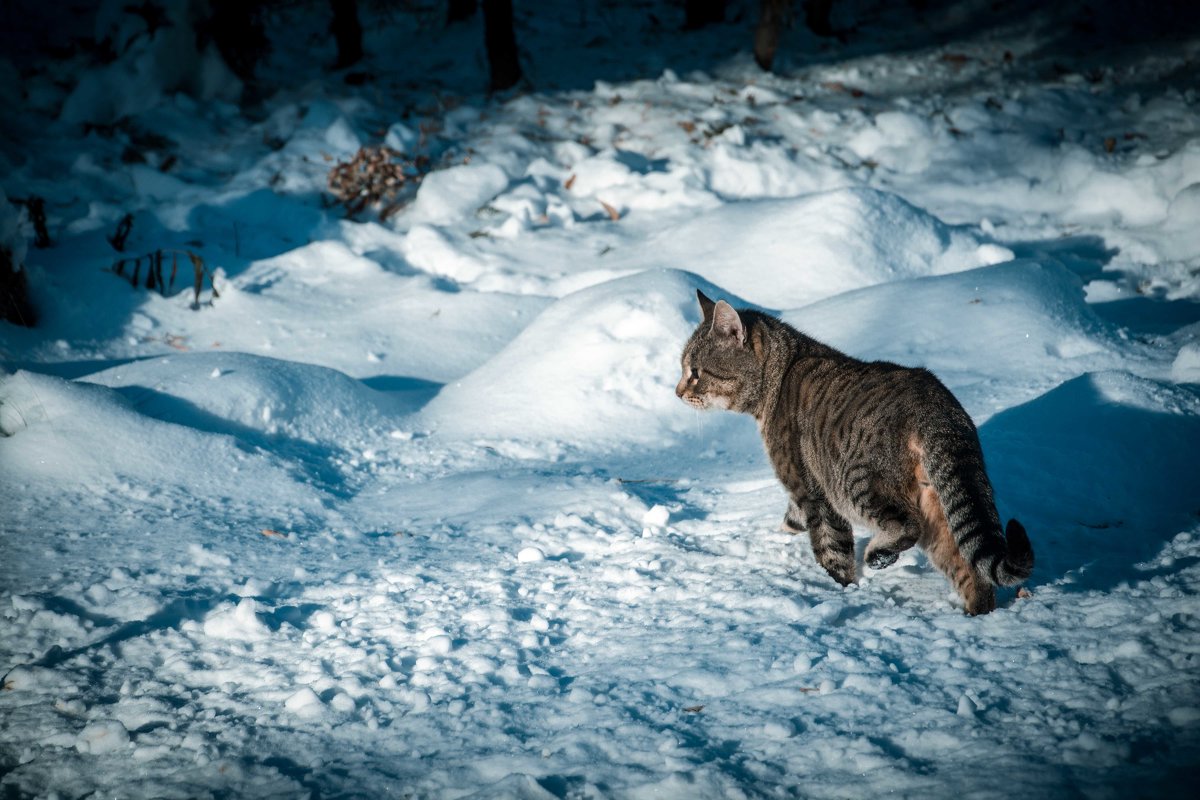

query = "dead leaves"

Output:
[[327, 145, 430, 220], [1103, 133, 1145, 155], [132, 333, 190, 350], [563, 172, 627, 225], [561, 166, 621, 225], [821, 81, 865, 98]]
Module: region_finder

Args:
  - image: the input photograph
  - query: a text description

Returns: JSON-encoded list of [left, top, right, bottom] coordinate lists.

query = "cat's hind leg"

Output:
[[921, 517, 996, 615], [805, 500, 856, 586], [913, 475, 997, 614]]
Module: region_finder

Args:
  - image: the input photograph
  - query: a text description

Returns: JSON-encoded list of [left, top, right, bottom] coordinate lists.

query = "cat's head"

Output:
[[676, 289, 760, 413]]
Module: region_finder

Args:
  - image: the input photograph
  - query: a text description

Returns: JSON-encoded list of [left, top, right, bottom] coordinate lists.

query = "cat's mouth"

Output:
[[681, 393, 725, 410]]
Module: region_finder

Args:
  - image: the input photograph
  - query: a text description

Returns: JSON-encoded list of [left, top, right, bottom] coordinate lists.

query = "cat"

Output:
[[676, 290, 1033, 614]]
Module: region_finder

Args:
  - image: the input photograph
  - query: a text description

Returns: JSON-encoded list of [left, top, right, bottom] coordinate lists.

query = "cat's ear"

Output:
[[696, 289, 716, 324], [712, 300, 746, 347]]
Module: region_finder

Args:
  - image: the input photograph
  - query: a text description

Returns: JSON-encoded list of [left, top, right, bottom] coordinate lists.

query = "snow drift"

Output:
[[422, 269, 751, 447], [649, 187, 1014, 308], [83, 351, 403, 445]]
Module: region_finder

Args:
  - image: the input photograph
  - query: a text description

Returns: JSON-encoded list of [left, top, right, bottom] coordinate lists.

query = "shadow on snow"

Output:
[[981, 372, 1200, 595]]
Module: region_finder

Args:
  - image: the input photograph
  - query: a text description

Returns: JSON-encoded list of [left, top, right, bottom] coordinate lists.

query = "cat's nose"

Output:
[[675, 375, 688, 398]]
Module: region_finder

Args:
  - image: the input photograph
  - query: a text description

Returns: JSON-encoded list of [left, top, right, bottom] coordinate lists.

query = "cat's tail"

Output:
[[990, 519, 1034, 586], [924, 437, 1034, 587]]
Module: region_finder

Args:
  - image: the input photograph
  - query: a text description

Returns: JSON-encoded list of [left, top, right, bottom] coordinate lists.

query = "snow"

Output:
[[58, 0, 242, 126], [3, 1, 1200, 798], [421, 268, 746, 445]]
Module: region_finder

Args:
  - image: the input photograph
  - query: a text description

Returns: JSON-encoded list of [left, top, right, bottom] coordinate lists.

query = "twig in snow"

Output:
[[12, 197, 50, 248], [107, 213, 134, 252], [107, 248, 219, 308]]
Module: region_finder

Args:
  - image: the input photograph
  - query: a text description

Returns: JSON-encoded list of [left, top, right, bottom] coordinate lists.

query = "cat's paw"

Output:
[[963, 588, 997, 616], [780, 515, 807, 534], [866, 548, 900, 570], [827, 567, 856, 587]]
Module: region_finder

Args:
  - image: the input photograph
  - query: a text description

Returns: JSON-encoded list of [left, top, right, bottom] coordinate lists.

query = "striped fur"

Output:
[[676, 291, 1033, 614]]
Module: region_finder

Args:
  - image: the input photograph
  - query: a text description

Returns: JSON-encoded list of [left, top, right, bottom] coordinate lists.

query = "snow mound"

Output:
[[83, 352, 400, 444], [785, 260, 1119, 413], [652, 187, 1012, 308], [421, 269, 748, 447], [408, 163, 511, 226], [982, 370, 1200, 536], [846, 111, 938, 174], [1153, 180, 1200, 265], [0, 370, 322, 513], [75, 720, 130, 755], [202, 598, 271, 642], [210, 238, 549, 383]]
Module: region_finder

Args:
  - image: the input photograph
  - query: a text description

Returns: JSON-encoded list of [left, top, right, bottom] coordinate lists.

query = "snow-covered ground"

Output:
[[3, 1, 1200, 797]]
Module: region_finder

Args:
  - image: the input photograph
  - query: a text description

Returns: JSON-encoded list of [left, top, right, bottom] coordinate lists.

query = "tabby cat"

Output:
[[676, 290, 1033, 614]]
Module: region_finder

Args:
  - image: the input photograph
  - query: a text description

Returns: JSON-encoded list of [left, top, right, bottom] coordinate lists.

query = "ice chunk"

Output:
[[76, 720, 129, 754], [201, 598, 270, 641], [1171, 344, 1200, 384], [642, 505, 670, 527], [763, 720, 796, 739], [284, 687, 324, 718], [517, 547, 546, 563]]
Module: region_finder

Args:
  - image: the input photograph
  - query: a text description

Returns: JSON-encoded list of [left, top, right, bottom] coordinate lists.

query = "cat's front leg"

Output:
[[803, 500, 856, 586], [781, 496, 807, 533]]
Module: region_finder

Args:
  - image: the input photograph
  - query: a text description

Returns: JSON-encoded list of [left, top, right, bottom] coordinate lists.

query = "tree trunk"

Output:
[[206, 0, 268, 80], [482, 0, 521, 91], [804, 0, 835, 38], [331, 0, 364, 69], [754, 0, 787, 72], [447, 0, 477, 25], [0, 247, 35, 327], [684, 0, 726, 29]]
